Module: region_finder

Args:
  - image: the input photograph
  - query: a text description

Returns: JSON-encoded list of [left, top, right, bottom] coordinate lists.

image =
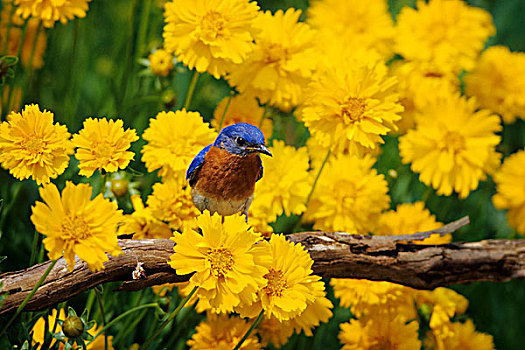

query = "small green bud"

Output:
[[62, 316, 84, 338]]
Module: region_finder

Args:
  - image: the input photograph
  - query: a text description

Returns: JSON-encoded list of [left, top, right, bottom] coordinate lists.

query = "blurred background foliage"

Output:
[[0, 0, 524, 349]]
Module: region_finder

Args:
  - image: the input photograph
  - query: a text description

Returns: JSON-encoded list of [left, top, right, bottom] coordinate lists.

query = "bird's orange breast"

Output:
[[195, 146, 261, 201]]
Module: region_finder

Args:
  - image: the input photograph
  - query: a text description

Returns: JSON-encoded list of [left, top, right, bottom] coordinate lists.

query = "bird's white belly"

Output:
[[191, 188, 253, 216]]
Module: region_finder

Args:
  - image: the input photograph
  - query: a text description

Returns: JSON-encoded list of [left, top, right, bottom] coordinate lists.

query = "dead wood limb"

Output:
[[1, 217, 524, 315]]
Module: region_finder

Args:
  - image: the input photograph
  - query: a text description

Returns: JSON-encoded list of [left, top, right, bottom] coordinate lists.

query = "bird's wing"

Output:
[[186, 144, 212, 186]]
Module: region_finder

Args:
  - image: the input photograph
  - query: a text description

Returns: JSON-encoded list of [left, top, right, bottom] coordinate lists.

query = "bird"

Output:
[[186, 123, 272, 219]]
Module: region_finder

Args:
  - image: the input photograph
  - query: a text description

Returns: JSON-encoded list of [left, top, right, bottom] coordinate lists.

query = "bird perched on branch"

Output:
[[186, 123, 272, 219]]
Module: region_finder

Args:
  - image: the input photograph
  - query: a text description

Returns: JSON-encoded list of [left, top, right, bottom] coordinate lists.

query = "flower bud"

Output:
[[111, 179, 129, 198], [62, 316, 84, 338]]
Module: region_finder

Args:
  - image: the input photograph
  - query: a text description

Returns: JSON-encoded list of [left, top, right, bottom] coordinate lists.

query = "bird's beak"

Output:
[[256, 144, 272, 157]]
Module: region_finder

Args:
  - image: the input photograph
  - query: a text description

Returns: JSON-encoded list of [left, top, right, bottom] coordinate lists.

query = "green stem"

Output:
[[217, 92, 233, 130], [117, 0, 138, 113], [0, 259, 57, 337], [292, 148, 332, 232], [183, 70, 199, 110], [139, 286, 198, 350], [20, 20, 43, 104], [64, 20, 80, 126], [29, 229, 40, 266], [95, 291, 108, 350], [87, 303, 159, 345], [233, 309, 264, 350], [422, 187, 433, 203], [135, 0, 152, 59]]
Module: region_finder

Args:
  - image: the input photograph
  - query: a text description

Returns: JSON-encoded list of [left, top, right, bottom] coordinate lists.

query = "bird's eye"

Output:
[[235, 137, 247, 146]]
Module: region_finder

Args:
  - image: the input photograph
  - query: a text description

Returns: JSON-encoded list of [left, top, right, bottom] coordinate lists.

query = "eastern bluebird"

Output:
[[186, 123, 272, 218]]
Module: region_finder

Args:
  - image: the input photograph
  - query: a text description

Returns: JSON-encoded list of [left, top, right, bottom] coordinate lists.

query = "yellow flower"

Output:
[[72, 118, 138, 177], [141, 109, 217, 179], [492, 150, 525, 235], [227, 8, 317, 111], [257, 316, 294, 348], [399, 93, 501, 198], [339, 314, 421, 350], [435, 320, 494, 350], [307, 0, 395, 58], [304, 155, 390, 234], [395, 0, 495, 73], [301, 55, 403, 155], [249, 140, 312, 223], [31, 309, 114, 349], [375, 202, 451, 245], [31, 182, 122, 272], [211, 94, 272, 138], [148, 48, 174, 76], [330, 279, 416, 319], [118, 195, 172, 239], [146, 179, 200, 231], [168, 212, 270, 313], [187, 314, 261, 350], [0, 104, 73, 185], [390, 60, 460, 133], [163, 0, 259, 79], [465, 45, 525, 124], [15, 0, 92, 28], [237, 234, 320, 322]]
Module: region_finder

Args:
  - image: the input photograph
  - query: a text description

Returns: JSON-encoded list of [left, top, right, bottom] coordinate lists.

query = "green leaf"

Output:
[[67, 306, 77, 317], [1, 55, 18, 66]]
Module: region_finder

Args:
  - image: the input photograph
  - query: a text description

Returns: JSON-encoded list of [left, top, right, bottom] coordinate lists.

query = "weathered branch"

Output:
[[1, 217, 524, 315]]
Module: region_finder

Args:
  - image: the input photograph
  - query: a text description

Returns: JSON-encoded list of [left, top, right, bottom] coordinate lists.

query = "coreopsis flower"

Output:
[[395, 0, 495, 73], [168, 212, 270, 313], [435, 320, 494, 350], [227, 8, 318, 111], [15, 0, 92, 28], [492, 150, 525, 235], [31, 309, 114, 349], [146, 179, 200, 231], [148, 48, 174, 76], [304, 155, 390, 234], [163, 0, 259, 79], [249, 140, 311, 223], [141, 109, 217, 179], [307, 0, 395, 58], [390, 60, 460, 133], [465, 46, 525, 124], [330, 279, 416, 319], [399, 93, 501, 198], [257, 316, 294, 348], [211, 94, 272, 138], [375, 202, 450, 245], [187, 314, 261, 350], [339, 314, 421, 350], [31, 182, 123, 272], [72, 118, 138, 177], [118, 195, 172, 239], [0, 104, 73, 185], [237, 234, 321, 321], [301, 55, 403, 155]]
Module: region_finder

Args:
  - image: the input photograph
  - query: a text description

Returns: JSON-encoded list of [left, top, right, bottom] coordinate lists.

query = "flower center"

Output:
[[264, 43, 287, 64], [23, 136, 45, 155], [61, 215, 91, 241], [94, 142, 113, 160], [206, 247, 234, 278], [442, 131, 466, 154], [198, 11, 226, 43], [341, 97, 367, 124], [263, 268, 287, 297]]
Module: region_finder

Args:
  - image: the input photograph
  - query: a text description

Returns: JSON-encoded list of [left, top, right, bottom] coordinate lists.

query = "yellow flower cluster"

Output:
[[465, 46, 525, 124], [168, 213, 333, 347], [148, 48, 174, 76], [399, 93, 501, 198]]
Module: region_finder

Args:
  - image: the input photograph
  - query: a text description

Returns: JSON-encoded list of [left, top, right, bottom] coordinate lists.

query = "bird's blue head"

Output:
[[214, 123, 272, 157]]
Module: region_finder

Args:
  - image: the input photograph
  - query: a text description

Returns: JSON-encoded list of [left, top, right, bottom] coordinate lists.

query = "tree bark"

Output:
[[1, 217, 524, 315]]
